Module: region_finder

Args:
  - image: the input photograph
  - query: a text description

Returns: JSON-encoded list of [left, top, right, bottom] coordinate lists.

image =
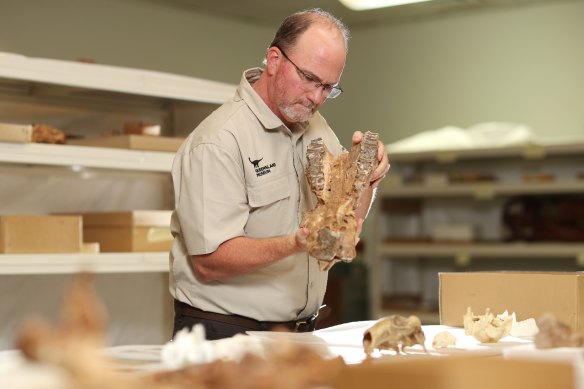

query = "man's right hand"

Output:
[[294, 227, 309, 251]]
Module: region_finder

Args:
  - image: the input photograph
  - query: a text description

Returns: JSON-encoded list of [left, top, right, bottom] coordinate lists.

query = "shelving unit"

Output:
[[0, 52, 236, 272], [0, 52, 236, 348], [368, 142, 584, 323], [0, 252, 169, 275], [0, 142, 174, 172]]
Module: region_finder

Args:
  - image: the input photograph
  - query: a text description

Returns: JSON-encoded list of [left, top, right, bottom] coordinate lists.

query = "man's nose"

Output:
[[307, 85, 328, 104]]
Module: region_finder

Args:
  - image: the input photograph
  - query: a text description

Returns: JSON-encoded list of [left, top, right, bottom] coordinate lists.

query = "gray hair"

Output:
[[262, 8, 350, 65]]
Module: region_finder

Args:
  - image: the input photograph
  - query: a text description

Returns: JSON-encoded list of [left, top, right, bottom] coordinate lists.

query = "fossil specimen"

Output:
[[535, 313, 584, 349], [463, 307, 512, 343], [432, 331, 457, 349], [14, 273, 346, 389], [32, 123, 66, 144], [301, 131, 379, 269], [497, 310, 539, 338], [363, 315, 426, 354]]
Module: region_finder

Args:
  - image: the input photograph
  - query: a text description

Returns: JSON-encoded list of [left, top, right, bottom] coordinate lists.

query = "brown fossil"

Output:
[[363, 315, 427, 355], [463, 307, 513, 343], [535, 313, 584, 349], [301, 131, 379, 269], [32, 123, 66, 144], [14, 273, 345, 389]]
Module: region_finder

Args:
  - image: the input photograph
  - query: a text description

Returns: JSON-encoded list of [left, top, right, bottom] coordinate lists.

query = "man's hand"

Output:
[[352, 131, 390, 189], [294, 227, 310, 251], [355, 217, 364, 245]]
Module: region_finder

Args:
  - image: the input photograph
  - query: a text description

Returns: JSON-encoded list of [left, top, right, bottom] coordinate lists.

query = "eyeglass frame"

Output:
[[274, 45, 343, 99]]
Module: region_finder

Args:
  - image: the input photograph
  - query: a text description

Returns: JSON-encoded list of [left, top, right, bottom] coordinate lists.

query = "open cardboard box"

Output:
[[439, 271, 584, 330]]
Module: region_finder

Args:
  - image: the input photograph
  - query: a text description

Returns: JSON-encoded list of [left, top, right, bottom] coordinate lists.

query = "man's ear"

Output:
[[265, 47, 281, 75]]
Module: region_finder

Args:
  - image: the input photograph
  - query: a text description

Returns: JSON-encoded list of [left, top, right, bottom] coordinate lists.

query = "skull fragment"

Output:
[[363, 315, 426, 355]]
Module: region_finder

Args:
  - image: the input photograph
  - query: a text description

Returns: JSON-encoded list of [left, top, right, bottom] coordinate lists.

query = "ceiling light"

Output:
[[338, 0, 433, 11]]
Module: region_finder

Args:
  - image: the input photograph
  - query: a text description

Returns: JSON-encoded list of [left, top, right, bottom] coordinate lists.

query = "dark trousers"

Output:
[[172, 299, 318, 340], [173, 311, 249, 340]]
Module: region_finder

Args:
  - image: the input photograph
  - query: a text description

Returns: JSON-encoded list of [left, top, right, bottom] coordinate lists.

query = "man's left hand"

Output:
[[352, 131, 390, 189]]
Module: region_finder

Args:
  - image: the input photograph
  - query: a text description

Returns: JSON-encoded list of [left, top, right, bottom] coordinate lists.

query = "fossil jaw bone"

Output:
[[301, 131, 379, 269]]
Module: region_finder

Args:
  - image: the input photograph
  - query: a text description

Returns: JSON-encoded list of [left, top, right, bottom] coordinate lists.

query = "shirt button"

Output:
[[309, 281, 314, 288]]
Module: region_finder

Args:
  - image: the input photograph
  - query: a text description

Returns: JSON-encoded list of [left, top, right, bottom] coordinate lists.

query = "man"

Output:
[[169, 8, 389, 340]]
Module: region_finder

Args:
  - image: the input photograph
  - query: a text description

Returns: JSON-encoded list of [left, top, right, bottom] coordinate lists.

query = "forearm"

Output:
[[190, 233, 305, 282]]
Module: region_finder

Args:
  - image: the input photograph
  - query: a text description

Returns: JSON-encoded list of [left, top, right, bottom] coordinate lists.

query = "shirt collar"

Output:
[[236, 68, 308, 135]]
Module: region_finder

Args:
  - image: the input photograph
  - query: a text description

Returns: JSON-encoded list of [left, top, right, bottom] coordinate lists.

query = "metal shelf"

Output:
[[378, 242, 584, 262], [0, 252, 169, 275], [0, 142, 174, 172], [374, 308, 440, 324], [0, 51, 235, 104], [389, 141, 584, 164], [380, 180, 584, 199]]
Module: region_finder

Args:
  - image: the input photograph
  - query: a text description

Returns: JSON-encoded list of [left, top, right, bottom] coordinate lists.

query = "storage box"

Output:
[[69, 135, 184, 152], [336, 356, 574, 389], [0, 123, 33, 143], [439, 271, 584, 330], [0, 215, 82, 253], [81, 211, 173, 252]]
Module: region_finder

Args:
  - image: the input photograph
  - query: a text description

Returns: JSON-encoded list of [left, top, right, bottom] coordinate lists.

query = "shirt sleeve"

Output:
[[174, 142, 248, 255]]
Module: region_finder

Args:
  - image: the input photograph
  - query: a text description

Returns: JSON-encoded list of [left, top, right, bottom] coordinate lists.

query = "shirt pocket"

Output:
[[247, 175, 290, 208]]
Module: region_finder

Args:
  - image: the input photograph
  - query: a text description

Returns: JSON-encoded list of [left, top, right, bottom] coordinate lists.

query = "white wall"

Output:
[[1, 0, 582, 145], [0, 0, 272, 85], [329, 1, 584, 144]]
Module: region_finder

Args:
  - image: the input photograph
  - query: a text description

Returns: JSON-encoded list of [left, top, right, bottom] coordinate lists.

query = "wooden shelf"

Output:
[[0, 142, 174, 172], [0, 252, 169, 275]]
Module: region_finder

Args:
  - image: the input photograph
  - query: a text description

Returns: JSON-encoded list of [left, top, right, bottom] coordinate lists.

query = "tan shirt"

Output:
[[169, 68, 343, 321]]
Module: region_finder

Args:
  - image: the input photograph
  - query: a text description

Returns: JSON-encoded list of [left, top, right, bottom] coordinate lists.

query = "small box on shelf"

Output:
[[81, 210, 173, 252], [68, 134, 184, 152], [0, 214, 82, 253]]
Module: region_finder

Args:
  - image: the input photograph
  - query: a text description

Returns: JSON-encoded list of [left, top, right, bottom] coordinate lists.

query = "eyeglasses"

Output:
[[276, 46, 343, 99]]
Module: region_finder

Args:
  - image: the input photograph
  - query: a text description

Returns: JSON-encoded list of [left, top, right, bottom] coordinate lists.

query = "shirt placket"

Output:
[[293, 133, 320, 318]]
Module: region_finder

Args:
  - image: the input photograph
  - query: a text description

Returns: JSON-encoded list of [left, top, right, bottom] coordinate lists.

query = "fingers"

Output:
[[356, 218, 364, 243], [369, 140, 390, 188], [352, 131, 363, 146], [295, 227, 309, 248]]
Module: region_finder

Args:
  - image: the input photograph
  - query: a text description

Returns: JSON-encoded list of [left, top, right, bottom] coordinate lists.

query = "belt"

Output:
[[174, 299, 319, 332]]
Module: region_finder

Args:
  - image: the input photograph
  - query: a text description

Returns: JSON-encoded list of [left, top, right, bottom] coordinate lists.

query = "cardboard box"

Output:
[[0, 123, 33, 143], [336, 356, 574, 389], [439, 271, 584, 330], [69, 135, 184, 152], [81, 211, 172, 252], [0, 215, 82, 253]]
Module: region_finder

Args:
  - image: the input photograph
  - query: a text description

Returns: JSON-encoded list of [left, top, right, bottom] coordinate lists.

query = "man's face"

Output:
[[272, 26, 346, 126]]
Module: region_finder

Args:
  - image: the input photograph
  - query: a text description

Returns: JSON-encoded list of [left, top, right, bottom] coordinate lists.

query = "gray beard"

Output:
[[280, 103, 314, 123]]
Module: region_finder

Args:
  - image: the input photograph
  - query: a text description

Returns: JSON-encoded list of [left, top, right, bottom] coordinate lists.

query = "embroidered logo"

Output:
[[248, 157, 276, 177], [248, 157, 263, 168]]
